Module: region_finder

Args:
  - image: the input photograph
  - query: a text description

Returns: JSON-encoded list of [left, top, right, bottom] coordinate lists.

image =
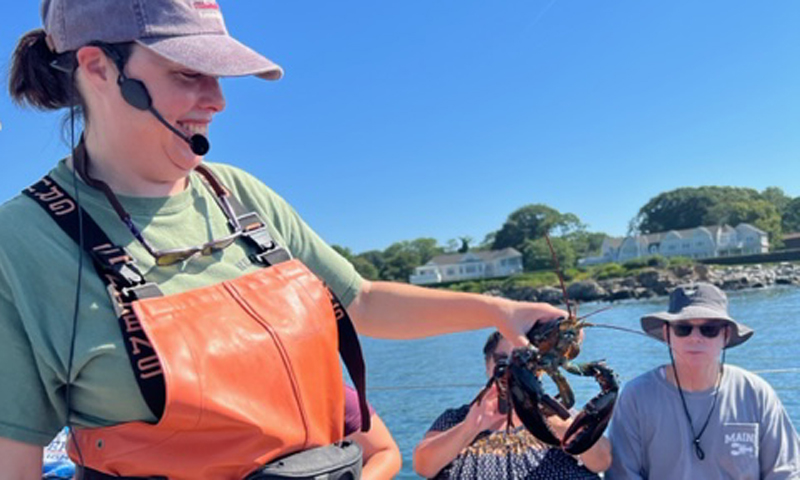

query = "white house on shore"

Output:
[[579, 223, 769, 266], [409, 248, 523, 285]]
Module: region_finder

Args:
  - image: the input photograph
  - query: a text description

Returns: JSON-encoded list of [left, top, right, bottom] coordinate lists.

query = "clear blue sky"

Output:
[[2, 1, 799, 254]]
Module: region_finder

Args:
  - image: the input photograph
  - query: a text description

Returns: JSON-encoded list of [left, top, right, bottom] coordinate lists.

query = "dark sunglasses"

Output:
[[671, 322, 726, 339]]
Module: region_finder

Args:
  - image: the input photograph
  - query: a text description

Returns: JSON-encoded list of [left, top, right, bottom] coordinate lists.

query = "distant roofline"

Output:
[[426, 247, 522, 266], [607, 223, 765, 242]]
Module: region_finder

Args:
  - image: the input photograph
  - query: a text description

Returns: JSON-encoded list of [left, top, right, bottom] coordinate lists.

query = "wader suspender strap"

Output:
[[25, 170, 371, 433], [196, 165, 371, 432], [23, 176, 168, 418]]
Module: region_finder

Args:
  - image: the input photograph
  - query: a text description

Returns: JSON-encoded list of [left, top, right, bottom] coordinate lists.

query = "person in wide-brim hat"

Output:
[[605, 282, 800, 480], [640, 282, 754, 348]]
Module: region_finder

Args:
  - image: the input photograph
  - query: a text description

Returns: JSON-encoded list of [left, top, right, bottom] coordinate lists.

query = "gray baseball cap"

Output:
[[41, 0, 283, 80], [641, 283, 754, 349]]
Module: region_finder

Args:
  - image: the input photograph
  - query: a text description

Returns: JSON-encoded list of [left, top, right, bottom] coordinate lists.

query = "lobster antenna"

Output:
[[544, 232, 572, 316], [582, 322, 653, 339], [576, 305, 615, 322]]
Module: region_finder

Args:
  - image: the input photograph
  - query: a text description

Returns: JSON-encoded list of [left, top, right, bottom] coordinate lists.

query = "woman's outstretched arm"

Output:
[[348, 280, 566, 347]]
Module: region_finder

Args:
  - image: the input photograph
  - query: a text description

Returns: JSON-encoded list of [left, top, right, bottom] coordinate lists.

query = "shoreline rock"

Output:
[[494, 263, 800, 304]]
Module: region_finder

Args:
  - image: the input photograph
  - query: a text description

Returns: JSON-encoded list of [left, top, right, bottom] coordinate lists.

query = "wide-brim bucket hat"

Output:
[[641, 282, 753, 349], [41, 0, 283, 80]]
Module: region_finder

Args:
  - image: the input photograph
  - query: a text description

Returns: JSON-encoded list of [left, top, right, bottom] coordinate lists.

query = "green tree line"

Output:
[[333, 186, 800, 282]]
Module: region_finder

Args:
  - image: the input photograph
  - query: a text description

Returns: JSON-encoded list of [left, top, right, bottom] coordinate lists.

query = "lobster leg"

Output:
[[507, 346, 563, 446], [560, 361, 619, 455], [550, 370, 576, 410], [538, 369, 574, 420]]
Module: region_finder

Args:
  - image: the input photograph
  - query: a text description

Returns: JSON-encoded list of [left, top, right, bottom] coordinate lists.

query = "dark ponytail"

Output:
[[9, 29, 76, 110]]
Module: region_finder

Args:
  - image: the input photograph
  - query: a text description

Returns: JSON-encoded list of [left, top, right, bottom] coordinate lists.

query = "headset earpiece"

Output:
[[118, 76, 152, 111], [94, 42, 152, 112], [96, 42, 211, 155]]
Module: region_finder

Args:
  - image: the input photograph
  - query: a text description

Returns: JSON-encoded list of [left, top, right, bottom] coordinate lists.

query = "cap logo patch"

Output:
[[193, 1, 222, 19]]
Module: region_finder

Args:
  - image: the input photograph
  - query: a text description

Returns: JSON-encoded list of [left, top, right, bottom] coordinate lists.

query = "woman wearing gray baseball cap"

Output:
[[2, 1, 568, 479], [606, 283, 800, 479]]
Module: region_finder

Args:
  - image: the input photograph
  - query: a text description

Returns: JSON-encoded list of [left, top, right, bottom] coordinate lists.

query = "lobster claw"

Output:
[[508, 347, 566, 447], [561, 363, 619, 455]]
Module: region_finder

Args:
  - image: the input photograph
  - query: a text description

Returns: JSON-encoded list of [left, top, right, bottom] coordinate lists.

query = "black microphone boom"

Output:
[[147, 106, 210, 156]]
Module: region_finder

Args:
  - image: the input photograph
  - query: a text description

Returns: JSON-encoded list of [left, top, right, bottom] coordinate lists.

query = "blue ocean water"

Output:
[[360, 286, 800, 479]]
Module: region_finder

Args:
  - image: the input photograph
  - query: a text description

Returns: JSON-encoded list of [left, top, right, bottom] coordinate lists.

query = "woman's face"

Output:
[[664, 318, 728, 369], [485, 337, 513, 379], [89, 45, 226, 184]]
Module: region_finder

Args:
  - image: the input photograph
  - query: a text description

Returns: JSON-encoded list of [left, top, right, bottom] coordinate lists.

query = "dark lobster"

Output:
[[472, 234, 618, 455]]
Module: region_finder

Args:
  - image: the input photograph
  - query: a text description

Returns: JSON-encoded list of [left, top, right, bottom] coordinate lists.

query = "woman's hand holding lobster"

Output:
[[497, 301, 570, 348]]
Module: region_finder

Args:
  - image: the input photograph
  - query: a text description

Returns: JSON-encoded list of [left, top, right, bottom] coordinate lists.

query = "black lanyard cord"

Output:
[[666, 328, 726, 461], [64, 67, 87, 478]]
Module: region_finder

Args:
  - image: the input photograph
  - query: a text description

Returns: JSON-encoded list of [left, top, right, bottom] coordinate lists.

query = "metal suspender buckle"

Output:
[[250, 243, 292, 266], [106, 282, 164, 317], [122, 283, 163, 301], [237, 211, 266, 233], [237, 211, 293, 266]]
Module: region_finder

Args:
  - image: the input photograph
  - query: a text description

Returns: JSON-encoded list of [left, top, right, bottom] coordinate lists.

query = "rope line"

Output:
[[369, 383, 482, 391], [752, 368, 800, 374], [366, 367, 800, 392]]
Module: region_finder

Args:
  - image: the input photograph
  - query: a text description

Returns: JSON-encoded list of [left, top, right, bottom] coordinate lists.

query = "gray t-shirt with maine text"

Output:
[[607, 364, 800, 480]]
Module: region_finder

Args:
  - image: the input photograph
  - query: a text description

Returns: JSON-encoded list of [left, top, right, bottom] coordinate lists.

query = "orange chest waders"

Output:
[[25, 166, 368, 480]]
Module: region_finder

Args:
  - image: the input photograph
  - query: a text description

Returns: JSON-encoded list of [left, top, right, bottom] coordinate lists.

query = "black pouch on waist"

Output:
[[246, 441, 363, 480]]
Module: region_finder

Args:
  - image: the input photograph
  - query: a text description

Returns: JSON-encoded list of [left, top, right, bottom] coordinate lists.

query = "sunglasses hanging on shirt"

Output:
[[72, 139, 249, 266]]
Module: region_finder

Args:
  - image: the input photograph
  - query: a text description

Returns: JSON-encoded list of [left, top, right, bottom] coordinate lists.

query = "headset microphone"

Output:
[[118, 74, 210, 156]]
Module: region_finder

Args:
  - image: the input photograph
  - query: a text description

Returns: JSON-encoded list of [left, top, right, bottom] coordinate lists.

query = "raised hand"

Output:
[[465, 385, 508, 434]]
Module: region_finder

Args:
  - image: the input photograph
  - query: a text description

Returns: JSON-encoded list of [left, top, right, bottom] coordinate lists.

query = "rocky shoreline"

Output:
[[490, 263, 800, 304]]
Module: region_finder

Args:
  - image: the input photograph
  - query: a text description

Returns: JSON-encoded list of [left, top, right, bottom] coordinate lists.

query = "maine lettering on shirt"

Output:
[[723, 423, 759, 458]]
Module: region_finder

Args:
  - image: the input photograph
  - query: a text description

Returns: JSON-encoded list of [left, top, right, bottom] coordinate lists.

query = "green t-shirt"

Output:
[[0, 159, 362, 446]]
